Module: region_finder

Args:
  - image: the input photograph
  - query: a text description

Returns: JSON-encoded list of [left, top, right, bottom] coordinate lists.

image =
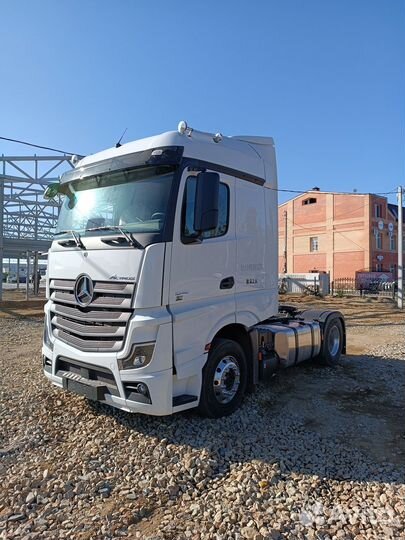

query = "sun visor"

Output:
[[60, 146, 183, 184]]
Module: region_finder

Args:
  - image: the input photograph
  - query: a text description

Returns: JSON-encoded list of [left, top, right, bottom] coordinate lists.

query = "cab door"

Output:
[[168, 169, 236, 379], [234, 178, 268, 322]]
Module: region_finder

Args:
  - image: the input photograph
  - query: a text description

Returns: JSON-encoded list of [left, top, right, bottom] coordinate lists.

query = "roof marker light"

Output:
[[213, 132, 223, 143], [178, 120, 188, 135], [71, 154, 80, 166]]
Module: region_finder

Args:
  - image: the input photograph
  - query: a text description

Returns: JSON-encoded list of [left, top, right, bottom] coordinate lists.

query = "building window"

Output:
[[375, 232, 382, 250], [375, 203, 382, 218], [310, 237, 319, 252], [376, 262, 383, 272], [390, 264, 396, 274], [390, 235, 396, 251], [182, 176, 229, 240], [303, 197, 317, 205]]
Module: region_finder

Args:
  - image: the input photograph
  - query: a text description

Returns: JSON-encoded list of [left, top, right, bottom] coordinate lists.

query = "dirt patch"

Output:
[[0, 289, 45, 318]]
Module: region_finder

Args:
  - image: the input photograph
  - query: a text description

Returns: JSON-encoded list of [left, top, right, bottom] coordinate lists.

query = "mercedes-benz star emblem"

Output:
[[74, 274, 94, 307]]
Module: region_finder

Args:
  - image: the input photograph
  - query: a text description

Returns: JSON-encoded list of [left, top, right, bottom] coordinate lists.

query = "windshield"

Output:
[[55, 165, 175, 236]]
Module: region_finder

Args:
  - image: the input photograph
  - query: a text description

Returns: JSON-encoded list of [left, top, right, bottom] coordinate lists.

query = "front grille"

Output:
[[50, 278, 135, 352]]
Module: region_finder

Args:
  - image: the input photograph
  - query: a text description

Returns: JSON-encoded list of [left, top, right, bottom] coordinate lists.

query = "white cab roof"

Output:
[[77, 129, 277, 187]]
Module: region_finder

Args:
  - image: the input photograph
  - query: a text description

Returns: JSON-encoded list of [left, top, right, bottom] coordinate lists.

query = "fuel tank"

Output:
[[254, 320, 321, 368]]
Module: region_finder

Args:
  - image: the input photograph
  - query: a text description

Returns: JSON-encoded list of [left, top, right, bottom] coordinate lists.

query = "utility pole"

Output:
[[283, 210, 288, 274], [398, 186, 403, 309]]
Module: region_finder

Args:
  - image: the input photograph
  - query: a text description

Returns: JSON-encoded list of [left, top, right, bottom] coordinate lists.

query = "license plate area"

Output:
[[62, 376, 107, 400]]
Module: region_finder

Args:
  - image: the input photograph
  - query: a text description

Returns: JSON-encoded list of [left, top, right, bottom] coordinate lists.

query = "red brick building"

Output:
[[278, 190, 404, 281]]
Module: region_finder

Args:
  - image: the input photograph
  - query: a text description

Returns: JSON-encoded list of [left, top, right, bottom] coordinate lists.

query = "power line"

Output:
[[273, 186, 397, 196], [280, 191, 400, 256], [0, 135, 398, 197], [285, 200, 391, 225], [281, 195, 393, 251], [285, 213, 367, 252], [0, 136, 83, 157]]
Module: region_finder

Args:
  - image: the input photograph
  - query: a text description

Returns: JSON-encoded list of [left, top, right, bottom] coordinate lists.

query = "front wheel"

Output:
[[197, 338, 247, 418]]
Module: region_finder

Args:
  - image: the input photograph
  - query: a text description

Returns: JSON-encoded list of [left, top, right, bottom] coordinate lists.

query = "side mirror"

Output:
[[44, 183, 61, 199], [194, 172, 219, 232]]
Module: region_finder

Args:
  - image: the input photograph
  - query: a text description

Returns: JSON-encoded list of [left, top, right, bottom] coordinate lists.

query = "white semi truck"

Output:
[[42, 122, 345, 417]]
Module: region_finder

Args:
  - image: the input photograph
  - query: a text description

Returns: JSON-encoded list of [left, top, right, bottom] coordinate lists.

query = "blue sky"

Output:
[[0, 0, 404, 204]]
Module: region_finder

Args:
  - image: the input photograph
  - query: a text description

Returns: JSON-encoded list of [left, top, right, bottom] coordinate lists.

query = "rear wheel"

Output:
[[317, 316, 344, 366], [197, 338, 247, 418]]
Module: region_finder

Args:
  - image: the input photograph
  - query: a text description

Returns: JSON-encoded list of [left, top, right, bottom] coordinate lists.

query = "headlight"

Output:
[[118, 343, 155, 370], [43, 318, 53, 351]]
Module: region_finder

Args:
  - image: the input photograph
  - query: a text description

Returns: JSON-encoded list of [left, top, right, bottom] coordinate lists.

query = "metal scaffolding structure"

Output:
[[0, 154, 73, 299]]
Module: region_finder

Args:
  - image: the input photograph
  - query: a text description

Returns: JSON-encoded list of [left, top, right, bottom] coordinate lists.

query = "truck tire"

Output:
[[197, 338, 247, 418], [317, 316, 344, 366]]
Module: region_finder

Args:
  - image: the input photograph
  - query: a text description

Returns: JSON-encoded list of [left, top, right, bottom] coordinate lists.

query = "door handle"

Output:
[[220, 276, 235, 289]]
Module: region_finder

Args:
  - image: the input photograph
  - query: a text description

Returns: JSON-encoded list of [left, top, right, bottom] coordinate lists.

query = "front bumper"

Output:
[[43, 351, 173, 415], [42, 304, 175, 416]]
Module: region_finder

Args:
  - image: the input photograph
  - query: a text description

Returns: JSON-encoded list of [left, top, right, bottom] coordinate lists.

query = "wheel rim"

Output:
[[213, 355, 241, 404], [328, 325, 340, 357]]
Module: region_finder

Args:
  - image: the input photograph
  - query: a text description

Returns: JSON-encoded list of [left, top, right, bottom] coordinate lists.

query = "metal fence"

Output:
[[279, 273, 330, 296], [331, 277, 396, 298]]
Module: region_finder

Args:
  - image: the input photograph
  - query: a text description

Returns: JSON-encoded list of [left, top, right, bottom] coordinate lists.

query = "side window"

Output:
[[183, 176, 229, 240]]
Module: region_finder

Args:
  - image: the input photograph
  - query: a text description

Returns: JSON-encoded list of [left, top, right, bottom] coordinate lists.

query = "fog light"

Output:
[[136, 382, 148, 396], [123, 382, 152, 404], [118, 343, 155, 370]]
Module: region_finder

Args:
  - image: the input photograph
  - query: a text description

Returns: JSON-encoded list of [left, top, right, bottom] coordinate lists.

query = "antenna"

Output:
[[115, 128, 128, 148]]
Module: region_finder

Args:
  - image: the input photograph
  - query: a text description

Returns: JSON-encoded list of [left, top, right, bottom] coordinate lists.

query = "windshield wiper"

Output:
[[85, 226, 144, 249], [54, 229, 85, 249]]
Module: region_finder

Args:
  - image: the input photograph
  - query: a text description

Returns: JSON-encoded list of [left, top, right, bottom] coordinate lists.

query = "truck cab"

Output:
[[42, 122, 345, 417]]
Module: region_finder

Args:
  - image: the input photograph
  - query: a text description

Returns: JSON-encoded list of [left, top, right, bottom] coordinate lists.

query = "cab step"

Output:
[[173, 395, 198, 407]]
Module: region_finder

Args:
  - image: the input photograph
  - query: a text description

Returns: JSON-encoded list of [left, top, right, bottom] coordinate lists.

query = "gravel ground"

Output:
[[0, 314, 404, 540]]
